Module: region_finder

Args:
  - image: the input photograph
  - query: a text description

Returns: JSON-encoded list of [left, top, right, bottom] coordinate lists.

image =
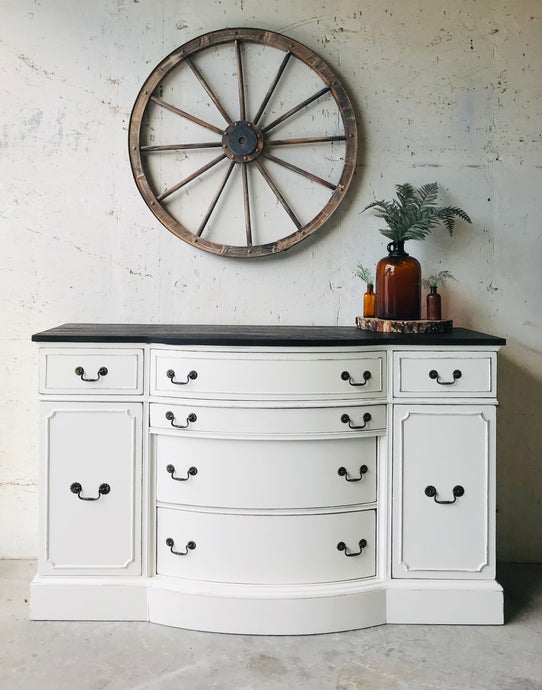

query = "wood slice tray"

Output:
[[356, 317, 453, 334]]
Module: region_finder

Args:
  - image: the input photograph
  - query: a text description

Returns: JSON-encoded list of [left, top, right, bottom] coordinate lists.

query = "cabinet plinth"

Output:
[[30, 325, 504, 633]]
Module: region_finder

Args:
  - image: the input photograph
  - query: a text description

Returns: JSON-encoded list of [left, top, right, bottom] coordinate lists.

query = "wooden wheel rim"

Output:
[[128, 27, 358, 258]]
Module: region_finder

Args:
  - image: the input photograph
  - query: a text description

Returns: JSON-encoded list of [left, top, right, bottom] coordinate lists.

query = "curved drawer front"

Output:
[[40, 348, 144, 394], [150, 402, 386, 437], [156, 507, 376, 584], [150, 349, 385, 399], [394, 352, 495, 398], [155, 434, 377, 509]]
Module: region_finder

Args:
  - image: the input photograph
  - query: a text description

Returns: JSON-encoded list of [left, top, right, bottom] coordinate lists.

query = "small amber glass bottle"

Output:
[[426, 285, 442, 320], [363, 284, 376, 317], [375, 241, 421, 320]]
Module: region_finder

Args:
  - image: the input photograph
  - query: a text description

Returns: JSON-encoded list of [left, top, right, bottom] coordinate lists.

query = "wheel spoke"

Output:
[[241, 164, 252, 246], [196, 162, 235, 236], [262, 153, 337, 191], [267, 135, 346, 146], [185, 57, 233, 125], [157, 153, 227, 201], [151, 96, 223, 135], [253, 159, 302, 229], [234, 40, 246, 120], [253, 51, 292, 125], [141, 142, 222, 152], [262, 86, 331, 134]]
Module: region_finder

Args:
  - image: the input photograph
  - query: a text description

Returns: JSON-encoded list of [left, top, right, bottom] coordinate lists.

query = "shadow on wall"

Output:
[[496, 351, 542, 563]]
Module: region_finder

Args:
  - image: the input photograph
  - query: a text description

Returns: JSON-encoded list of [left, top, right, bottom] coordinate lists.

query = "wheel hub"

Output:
[[222, 121, 264, 162]]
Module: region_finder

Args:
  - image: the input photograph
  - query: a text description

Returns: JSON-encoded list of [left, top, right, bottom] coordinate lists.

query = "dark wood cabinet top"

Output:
[[32, 323, 506, 347]]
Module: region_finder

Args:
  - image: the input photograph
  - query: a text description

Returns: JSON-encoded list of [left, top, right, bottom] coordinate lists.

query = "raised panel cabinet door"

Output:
[[39, 402, 142, 575], [393, 404, 496, 579]]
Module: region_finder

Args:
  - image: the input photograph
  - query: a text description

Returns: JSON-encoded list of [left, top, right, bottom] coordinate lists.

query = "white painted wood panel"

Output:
[[394, 351, 495, 397], [150, 349, 385, 400], [393, 404, 495, 578], [39, 402, 142, 575], [150, 402, 386, 437], [40, 348, 144, 394], [156, 507, 376, 584], [154, 434, 377, 509]]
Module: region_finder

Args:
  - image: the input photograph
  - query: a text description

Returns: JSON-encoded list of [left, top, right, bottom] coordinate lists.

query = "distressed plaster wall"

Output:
[[1, 0, 540, 561]]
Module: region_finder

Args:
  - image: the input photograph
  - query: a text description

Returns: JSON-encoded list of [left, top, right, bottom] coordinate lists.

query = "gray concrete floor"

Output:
[[1, 561, 541, 690]]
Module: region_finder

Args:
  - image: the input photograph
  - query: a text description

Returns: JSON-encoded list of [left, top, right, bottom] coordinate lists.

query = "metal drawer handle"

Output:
[[165, 537, 196, 556], [341, 412, 371, 430], [166, 464, 198, 481], [425, 485, 465, 504], [338, 465, 368, 482], [74, 366, 108, 382], [337, 539, 367, 557], [165, 411, 197, 429], [166, 369, 198, 385], [70, 482, 110, 500], [341, 370, 371, 386], [429, 369, 462, 385]]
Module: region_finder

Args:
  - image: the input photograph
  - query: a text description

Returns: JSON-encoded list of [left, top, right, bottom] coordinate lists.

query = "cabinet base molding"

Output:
[[30, 576, 503, 632], [29, 577, 148, 622], [386, 580, 504, 625]]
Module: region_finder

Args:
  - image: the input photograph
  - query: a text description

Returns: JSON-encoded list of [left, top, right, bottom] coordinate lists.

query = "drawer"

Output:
[[40, 348, 144, 394], [155, 434, 377, 509], [156, 507, 376, 584], [393, 351, 496, 397], [150, 349, 385, 400], [150, 402, 386, 437]]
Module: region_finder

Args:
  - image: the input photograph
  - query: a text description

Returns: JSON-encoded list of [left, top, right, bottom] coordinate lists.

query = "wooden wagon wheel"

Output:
[[129, 28, 358, 258]]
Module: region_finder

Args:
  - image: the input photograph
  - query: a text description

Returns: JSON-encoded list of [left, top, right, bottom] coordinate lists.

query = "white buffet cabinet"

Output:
[[30, 324, 505, 633]]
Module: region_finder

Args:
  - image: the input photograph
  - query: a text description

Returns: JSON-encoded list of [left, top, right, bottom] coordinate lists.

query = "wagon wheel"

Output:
[[129, 28, 358, 258]]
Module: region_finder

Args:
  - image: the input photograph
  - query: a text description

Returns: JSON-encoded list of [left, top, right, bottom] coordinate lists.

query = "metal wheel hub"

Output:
[[222, 121, 263, 162]]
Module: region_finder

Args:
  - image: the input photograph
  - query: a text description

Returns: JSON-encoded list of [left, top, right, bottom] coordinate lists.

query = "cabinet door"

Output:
[[393, 405, 495, 579], [39, 402, 142, 575]]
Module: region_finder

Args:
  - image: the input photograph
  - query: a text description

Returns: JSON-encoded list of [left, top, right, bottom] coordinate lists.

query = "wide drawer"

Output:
[[150, 349, 385, 399], [393, 351, 496, 397], [155, 434, 377, 509], [150, 402, 386, 437], [40, 348, 144, 394], [156, 507, 376, 584]]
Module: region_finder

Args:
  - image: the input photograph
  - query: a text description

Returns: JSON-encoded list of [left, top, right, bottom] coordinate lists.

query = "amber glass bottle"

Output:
[[426, 285, 441, 320], [375, 241, 421, 320], [363, 284, 376, 317]]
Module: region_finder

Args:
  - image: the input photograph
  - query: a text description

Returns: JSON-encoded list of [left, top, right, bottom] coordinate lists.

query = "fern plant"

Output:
[[354, 264, 374, 286], [362, 182, 471, 242], [422, 270, 457, 288]]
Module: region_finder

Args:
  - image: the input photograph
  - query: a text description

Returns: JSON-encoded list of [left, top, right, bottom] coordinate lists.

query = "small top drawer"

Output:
[[40, 348, 144, 394], [150, 349, 386, 400], [393, 351, 496, 398]]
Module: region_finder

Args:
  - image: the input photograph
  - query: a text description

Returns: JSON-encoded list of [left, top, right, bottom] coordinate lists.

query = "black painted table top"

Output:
[[32, 324, 506, 347]]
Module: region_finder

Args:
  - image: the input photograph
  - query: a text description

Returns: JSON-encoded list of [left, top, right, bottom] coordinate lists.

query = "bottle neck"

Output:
[[387, 240, 408, 256], [429, 285, 438, 294], [366, 284, 374, 294]]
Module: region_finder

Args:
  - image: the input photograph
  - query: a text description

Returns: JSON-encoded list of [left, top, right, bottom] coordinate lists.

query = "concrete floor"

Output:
[[1, 562, 541, 690]]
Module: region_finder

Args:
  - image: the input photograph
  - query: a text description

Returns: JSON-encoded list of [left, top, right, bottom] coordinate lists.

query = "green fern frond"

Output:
[[354, 264, 374, 285], [422, 270, 457, 288]]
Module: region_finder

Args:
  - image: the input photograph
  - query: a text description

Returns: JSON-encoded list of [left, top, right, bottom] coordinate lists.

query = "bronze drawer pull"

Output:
[[165, 411, 197, 429], [425, 485, 465, 504], [428, 369, 462, 385], [166, 464, 198, 481], [166, 369, 198, 385], [341, 412, 371, 430], [70, 482, 110, 501], [341, 370, 371, 386], [338, 465, 368, 482], [337, 539, 367, 557], [74, 366, 108, 382], [166, 537, 196, 556]]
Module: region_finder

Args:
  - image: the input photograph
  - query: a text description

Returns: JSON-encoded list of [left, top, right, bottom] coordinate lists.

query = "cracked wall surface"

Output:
[[0, 0, 541, 560]]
